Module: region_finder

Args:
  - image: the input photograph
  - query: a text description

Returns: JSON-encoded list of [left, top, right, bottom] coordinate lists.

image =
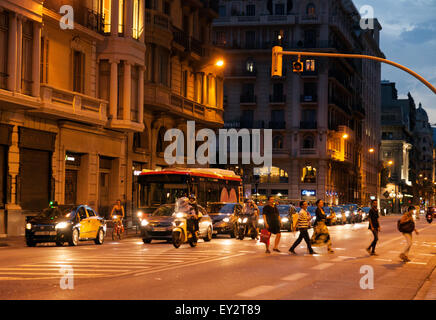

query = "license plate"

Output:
[[153, 227, 167, 232], [35, 231, 56, 236]]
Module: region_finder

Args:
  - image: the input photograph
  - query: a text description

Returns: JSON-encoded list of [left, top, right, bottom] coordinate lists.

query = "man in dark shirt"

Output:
[[262, 196, 281, 253], [367, 199, 381, 255]]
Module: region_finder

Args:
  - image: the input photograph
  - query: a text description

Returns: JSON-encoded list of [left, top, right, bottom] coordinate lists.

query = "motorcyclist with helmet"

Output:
[[176, 195, 202, 237]]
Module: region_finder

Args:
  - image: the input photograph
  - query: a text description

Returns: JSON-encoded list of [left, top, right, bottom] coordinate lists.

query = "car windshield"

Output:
[[307, 206, 317, 215], [152, 205, 175, 216], [277, 205, 290, 215], [38, 206, 75, 219], [207, 203, 235, 214]]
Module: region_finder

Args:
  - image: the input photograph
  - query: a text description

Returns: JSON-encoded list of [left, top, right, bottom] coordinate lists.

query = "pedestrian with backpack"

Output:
[[398, 206, 419, 262]]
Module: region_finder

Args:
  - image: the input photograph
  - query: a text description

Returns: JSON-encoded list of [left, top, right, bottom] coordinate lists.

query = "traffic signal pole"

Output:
[[272, 46, 436, 95]]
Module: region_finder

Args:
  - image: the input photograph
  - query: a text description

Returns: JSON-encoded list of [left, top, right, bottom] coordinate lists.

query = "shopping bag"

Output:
[[260, 229, 271, 246]]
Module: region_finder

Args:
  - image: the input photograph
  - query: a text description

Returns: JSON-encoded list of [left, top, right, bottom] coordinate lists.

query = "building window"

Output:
[[40, 37, 49, 84], [99, 0, 111, 33], [131, 66, 139, 122], [22, 20, 34, 95], [246, 4, 256, 16], [231, 3, 240, 16], [273, 135, 284, 149], [133, 127, 149, 151], [307, 3, 316, 16], [156, 127, 166, 153], [302, 135, 315, 149], [215, 31, 226, 46], [218, 5, 226, 17], [159, 50, 169, 86], [275, 4, 285, 15], [73, 50, 85, 93], [182, 70, 188, 97], [118, 0, 125, 34], [0, 11, 8, 90], [246, 58, 255, 73], [132, 0, 143, 39], [117, 62, 124, 119], [287, 0, 293, 13], [164, 1, 171, 15], [301, 165, 316, 183], [98, 59, 110, 101]]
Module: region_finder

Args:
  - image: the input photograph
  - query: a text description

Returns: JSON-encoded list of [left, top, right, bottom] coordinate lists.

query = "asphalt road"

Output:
[[1, 215, 435, 300]]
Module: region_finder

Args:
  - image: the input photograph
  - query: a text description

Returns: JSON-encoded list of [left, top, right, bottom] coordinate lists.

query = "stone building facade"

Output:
[[212, 0, 383, 205], [0, 0, 222, 236]]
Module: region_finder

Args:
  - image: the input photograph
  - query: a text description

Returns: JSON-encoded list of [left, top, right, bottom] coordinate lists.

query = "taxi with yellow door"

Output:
[[25, 202, 106, 247]]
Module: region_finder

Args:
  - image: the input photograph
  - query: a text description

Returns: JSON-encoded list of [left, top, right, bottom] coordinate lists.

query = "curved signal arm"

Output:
[[273, 46, 436, 95]]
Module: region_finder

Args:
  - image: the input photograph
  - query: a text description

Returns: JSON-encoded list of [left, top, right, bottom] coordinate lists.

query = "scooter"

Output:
[[235, 215, 257, 240], [426, 212, 433, 224], [172, 212, 198, 248]]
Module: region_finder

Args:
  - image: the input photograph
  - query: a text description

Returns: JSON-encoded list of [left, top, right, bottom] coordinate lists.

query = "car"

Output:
[[206, 202, 242, 238], [331, 206, 346, 225], [341, 204, 359, 223], [25, 204, 106, 247], [257, 204, 294, 231], [140, 204, 213, 243], [358, 207, 371, 221]]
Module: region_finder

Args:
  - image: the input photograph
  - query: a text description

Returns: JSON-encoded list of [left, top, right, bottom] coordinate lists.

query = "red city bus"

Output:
[[135, 168, 243, 214]]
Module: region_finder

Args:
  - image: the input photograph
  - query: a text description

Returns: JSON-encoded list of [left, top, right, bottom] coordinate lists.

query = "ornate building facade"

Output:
[[212, 0, 383, 205], [0, 0, 222, 236]]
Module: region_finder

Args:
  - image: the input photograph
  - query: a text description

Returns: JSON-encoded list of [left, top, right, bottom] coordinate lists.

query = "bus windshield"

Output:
[[139, 182, 188, 208]]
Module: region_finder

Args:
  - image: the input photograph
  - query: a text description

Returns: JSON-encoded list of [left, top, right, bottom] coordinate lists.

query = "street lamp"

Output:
[[369, 148, 374, 153], [215, 59, 224, 67], [342, 133, 349, 139]]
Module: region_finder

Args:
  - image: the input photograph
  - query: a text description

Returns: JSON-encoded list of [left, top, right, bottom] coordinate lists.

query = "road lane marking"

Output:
[[237, 285, 276, 297], [311, 263, 334, 270], [0, 267, 143, 272], [374, 258, 392, 262], [418, 253, 434, 256], [20, 264, 150, 269], [281, 273, 307, 281], [332, 256, 355, 262], [0, 272, 106, 276]]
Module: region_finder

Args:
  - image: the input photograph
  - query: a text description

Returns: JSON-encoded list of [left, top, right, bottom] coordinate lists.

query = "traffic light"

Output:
[[271, 46, 283, 77], [292, 60, 303, 73]]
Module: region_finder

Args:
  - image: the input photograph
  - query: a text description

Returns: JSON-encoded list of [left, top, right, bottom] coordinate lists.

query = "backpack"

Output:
[[397, 219, 415, 233]]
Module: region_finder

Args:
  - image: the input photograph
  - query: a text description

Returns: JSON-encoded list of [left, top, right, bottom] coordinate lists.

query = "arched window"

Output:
[[133, 125, 149, 151], [273, 135, 284, 149], [302, 135, 315, 149], [156, 127, 166, 153], [307, 3, 316, 16]]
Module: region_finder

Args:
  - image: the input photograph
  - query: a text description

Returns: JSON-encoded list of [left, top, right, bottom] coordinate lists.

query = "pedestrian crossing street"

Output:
[[0, 248, 246, 281]]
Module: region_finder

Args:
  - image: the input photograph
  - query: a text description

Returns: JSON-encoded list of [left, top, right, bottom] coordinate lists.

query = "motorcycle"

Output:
[[235, 215, 257, 240], [172, 212, 199, 248], [426, 212, 433, 224]]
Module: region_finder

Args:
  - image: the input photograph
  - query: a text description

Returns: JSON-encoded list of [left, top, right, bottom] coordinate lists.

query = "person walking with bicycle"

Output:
[[110, 199, 125, 239]]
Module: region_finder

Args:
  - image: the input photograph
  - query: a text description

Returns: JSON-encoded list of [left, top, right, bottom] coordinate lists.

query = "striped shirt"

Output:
[[297, 209, 311, 229]]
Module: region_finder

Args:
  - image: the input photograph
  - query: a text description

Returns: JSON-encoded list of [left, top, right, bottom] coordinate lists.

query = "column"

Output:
[[123, 61, 131, 121], [32, 22, 41, 97], [109, 59, 118, 120], [15, 16, 22, 93], [7, 12, 17, 92], [138, 66, 144, 123], [111, 0, 119, 37]]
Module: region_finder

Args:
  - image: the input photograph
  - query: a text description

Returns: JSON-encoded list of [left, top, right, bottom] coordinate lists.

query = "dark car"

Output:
[[140, 204, 213, 243], [25, 205, 106, 247], [341, 204, 359, 223], [258, 204, 296, 231], [206, 202, 242, 238]]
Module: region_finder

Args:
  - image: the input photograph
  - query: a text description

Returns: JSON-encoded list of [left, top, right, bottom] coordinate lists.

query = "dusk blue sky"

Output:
[[353, 0, 436, 123]]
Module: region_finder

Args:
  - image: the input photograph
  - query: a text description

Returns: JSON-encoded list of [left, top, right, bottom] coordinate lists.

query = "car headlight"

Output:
[[258, 218, 264, 224], [175, 212, 185, 218], [55, 222, 68, 229], [223, 217, 230, 223], [238, 218, 242, 223], [345, 212, 350, 217], [243, 217, 248, 223], [281, 217, 289, 223], [141, 220, 149, 227], [26, 223, 32, 230], [337, 214, 342, 218], [113, 215, 117, 219]]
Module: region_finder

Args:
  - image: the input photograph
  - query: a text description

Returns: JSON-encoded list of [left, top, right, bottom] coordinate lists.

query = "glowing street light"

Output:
[[387, 160, 394, 166], [342, 133, 349, 139], [368, 148, 374, 153], [215, 59, 224, 67]]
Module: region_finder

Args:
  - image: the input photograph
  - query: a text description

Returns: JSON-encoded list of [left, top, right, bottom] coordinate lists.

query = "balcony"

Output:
[[240, 95, 257, 104], [44, 1, 105, 34], [300, 148, 317, 155], [173, 27, 190, 49], [169, 93, 223, 125], [329, 96, 352, 113], [269, 95, 286, 104], [190, 37, 204, 57], [269, 121, 286, 129], [224, 120, 266, 129], [145, 9, 170, 31], [300, 94, 317, 103], [39, 84, 107, 126], [300, 121, 318, 130], [329, 69, 353, 92]]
